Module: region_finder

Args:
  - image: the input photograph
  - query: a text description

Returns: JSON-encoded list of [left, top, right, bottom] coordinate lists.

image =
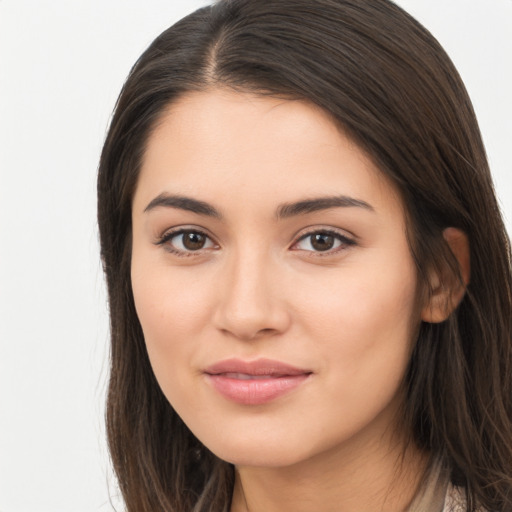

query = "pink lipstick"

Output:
[[204, 358, 312, 405]]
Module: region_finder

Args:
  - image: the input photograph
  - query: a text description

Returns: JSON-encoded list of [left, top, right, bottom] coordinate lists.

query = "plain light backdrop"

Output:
[[0, 1, 510, 511]]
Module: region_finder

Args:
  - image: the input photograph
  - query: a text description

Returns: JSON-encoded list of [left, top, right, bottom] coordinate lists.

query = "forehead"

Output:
[[135, 88, 403, 221]]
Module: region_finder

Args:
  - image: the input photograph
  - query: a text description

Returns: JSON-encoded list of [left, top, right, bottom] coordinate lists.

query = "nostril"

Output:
[[219, 326, 280, 341]]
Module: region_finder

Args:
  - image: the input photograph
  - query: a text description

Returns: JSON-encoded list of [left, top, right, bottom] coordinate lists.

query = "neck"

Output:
[[230, 433, 428, 512]]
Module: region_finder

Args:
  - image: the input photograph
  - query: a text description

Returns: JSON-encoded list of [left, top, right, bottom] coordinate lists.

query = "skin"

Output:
[[130, 88, 462, 511]]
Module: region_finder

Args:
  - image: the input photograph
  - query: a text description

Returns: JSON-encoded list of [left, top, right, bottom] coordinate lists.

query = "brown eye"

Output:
[[182, 231, 207, 250], [158, 229, 216, 254], [293, 230, 355, 254], [310, 233, 335, 251]]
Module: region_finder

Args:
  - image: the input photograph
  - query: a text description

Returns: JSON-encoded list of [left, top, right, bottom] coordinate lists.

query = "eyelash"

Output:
[[156, 228, 217, 257], [292, 229, 356, 256], [155, 227, 356, 257]]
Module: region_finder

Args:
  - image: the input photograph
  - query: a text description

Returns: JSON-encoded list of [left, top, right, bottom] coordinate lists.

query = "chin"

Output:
[[198, 429, 317, 468], [213, 445, 308, 468]]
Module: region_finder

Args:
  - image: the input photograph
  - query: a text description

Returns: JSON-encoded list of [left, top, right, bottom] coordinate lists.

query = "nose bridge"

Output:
[[214, 242, 289, 339]]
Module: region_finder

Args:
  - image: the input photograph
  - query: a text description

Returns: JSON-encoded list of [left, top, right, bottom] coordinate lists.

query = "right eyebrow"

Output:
[[143, 193, 222, 219], [276, 195, 374, 218]]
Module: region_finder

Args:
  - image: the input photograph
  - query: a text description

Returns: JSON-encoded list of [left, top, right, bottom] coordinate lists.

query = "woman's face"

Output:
[[131, 88, 422, 467]]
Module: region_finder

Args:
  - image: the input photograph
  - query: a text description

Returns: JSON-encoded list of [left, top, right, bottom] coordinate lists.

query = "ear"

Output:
[[421, 227, 470, 323]]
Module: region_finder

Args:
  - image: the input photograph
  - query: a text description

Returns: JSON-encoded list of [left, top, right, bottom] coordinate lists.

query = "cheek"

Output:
[[295, 251, 419, 379], [132, 252, 213, 330], [287, 257, 419, 444], [130, 257, 216, 386]]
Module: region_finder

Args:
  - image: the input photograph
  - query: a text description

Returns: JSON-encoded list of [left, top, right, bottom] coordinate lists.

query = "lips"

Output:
[[204, 358, 312, 405]]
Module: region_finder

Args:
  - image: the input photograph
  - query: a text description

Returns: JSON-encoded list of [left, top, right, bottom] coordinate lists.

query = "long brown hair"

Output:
[[97, 1, 512, 510]]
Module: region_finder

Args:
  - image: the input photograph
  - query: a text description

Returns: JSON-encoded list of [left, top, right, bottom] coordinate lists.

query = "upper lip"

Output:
[[204, 358, 311, 377]]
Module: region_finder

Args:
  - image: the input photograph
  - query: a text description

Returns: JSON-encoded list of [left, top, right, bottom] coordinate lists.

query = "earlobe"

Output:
[[421, 228, 470, 323]]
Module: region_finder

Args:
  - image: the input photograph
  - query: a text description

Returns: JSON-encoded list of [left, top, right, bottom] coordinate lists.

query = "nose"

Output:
[[213, 249, 291, 341]]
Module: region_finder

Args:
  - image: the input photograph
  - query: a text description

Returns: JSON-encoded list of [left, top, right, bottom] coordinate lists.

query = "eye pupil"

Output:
[[311, 233, 335, 251], [183, 231, 206, 250]]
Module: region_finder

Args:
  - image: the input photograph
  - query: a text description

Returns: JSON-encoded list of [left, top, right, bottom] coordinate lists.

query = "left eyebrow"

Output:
[[276, 195, 375, 219]]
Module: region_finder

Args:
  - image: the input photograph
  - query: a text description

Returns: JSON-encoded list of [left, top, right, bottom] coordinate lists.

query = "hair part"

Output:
[[97, 1, 512, 510]]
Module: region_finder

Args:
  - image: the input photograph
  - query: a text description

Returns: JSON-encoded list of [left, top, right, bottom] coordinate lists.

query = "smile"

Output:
[[204, 358, 312, 405]]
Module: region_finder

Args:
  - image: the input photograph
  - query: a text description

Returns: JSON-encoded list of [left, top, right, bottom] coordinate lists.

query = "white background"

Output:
[[0, 1, 510, 511]]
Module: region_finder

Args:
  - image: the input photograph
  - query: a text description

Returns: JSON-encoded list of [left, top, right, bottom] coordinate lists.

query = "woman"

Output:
[[97, 0, 512, 510]]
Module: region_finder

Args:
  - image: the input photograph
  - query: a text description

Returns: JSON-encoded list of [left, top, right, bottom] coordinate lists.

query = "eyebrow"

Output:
[[144, 193, 222, 218], [276, 195, 374, 218], [143, 193, 374, 219]]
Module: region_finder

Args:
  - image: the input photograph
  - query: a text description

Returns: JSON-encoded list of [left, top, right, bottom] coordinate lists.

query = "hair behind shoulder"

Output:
[[97, 1, 512, 510]]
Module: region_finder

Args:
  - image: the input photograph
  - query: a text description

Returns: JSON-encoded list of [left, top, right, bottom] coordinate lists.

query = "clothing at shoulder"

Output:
[[443, 484, 466, 512], [442, 484, 488, 512], [407, 457, 489, 512]]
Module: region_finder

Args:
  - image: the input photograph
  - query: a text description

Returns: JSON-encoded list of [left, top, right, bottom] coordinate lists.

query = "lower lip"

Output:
[[205, 374, 310, 405]]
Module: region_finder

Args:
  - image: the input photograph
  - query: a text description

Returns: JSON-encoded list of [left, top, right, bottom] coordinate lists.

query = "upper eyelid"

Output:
[[155, 228, 219, 257], [157, 225, 216, 243], [290, 228, 357, 255], [292, 225, 356, 243]]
